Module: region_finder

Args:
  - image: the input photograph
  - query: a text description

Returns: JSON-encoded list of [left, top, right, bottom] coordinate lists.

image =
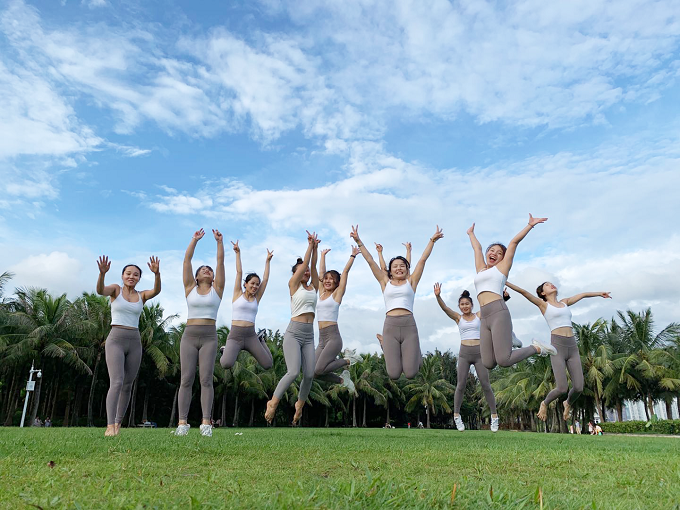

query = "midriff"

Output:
[[232, 320, 254, 328], [461, 339, 480, 346], [552, 326, 574, 337], [478, 291, 503, 307], [386, 308, 412, 317], [318, 321, 338, 329], [292, 312, 315, 324], [187, 318, 216, 326]]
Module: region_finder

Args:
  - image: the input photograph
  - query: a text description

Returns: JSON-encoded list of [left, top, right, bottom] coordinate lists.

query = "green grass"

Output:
[[1, 427, 679, 509]]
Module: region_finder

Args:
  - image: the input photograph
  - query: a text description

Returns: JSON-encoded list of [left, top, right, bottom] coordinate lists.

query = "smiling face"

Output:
[[121, 266, 141, 288], [458, 297, 473, 315], [389, 258, 409, 280], [244, 275, 260, 295], [196, 265, 215, 285], [323, 271, 340, 292], [485, 244, 506, 267], [540, 282, 558, 300]]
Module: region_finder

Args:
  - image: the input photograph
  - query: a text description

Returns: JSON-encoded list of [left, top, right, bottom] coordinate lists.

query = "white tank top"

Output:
[[458, 315, 481, 341], [543, 302, 573, 331], [474, 266, 507, 297], [231, 294, 258, 323], [110, 290, 143, 328], [291, 285, 317, 317], [186, 286, 222, 320], [317, 294, 340, 322], [383, 280, 415, 313]]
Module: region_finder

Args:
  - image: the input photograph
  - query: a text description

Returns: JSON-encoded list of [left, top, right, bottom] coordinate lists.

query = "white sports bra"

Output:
[[291, 285, 317, 317], [317, 294, 340, 322], [110, 290, 143, 328], [231, 294, 258, 323], [474, 266, 507, 297], [186, 286, 222, 320], [543, 302, 573, 331], [458, 315, 481, 341], [383, 280, 415, 313]]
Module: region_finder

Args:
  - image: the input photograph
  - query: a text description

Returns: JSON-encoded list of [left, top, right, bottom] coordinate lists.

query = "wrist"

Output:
[[350, 255, 356, 258]]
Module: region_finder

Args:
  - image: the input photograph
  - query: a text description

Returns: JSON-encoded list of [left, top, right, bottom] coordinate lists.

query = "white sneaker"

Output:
[[454, 415, 465, 431], [491, 416, 499, 433], [532, 338, 557, 356], [343, 348, 363, 365], [511, 332, 522, 348], [340, 370, 357, 395], [199, 424, 212, 437], [174, 424, 190, 436], [257, 329, 267, 342]]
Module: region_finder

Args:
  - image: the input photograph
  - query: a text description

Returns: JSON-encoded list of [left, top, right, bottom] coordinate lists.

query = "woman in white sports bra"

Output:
[[434, 284, 499, 433], [265, 231, 319, 425], [175, 228, 225, 438], [219, 240, 274, 369], [505, 280, 611, 422], [350, 224, 443, 380], [96, 255, 161, 436]]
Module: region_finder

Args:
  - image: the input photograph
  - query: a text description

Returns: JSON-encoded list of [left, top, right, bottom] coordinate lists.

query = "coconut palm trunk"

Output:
[[168, 386, 179, 427]]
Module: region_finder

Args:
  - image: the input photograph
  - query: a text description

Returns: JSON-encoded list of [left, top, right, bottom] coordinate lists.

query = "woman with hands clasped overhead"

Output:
[[96, 255, 161, 436], [351, 225, 443, 380], [219, 240, 274, 370], [175, 228, 225, 438], [505, 280, 611, 422]]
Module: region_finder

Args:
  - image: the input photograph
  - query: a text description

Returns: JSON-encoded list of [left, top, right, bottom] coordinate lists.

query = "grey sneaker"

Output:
[[340, 370, 356, 395], [199, 424, 212, 437], [343, 348, 363, 365], [174, 424, 190, 436], [491, 416, 499, 433], [532, 338, 557, 356], [454, 415, 465, 431]]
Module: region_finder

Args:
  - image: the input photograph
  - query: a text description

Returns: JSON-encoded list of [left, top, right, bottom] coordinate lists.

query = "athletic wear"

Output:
[[290, 285, 317, 317], [273, 321, 315, 401], [383, 281, 415, 313], [458, 315, 481, 341], [104, 326, 142, 425], [544, 302, 573, 331], [174, 423, 190, 436], [316, 295, 340, 322], [454, 344, 496, 415], [110, 291, 143, 328], [479, 299, 536, 369], [490, 416, 499, 433], [474, 266, 507, 297], [178, 325, 218, 421], [220, 325, 273, 369], [231, 294, 258, 323], [199, 423, 213, 437], [454, 415, 465, 431], [543, 334, 584, 406], [382, 314, 421, 379], [314, 324, 347, 381], [186, 287, 222, 320]]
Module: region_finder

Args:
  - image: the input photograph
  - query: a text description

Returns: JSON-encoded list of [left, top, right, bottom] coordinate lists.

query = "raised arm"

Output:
[[96, 256, 119, 298], [433, 283, 460, 323], [289, 232, 316, 293], [334, 246, 360, 302], [467, 223, 486, 273], [505, 281, 546, 310], [256, 249, 274, 302], [410, 226, 444, 291], [183, 229, 204, 294], [231, 240, 242, 302], [403, 242, 412, 265], [141, 256, 161, 302], [350, 225, 388, 288], [310, 239, 320, 291], [563, 291, 612, 307], [213, 229, 226, 298], [375, 243, 387, 272], [319, 248, 330, 281], [496, 214, 547, 275]]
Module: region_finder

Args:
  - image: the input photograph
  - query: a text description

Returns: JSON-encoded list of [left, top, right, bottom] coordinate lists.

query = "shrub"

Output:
[[600, 419, 680, 435]]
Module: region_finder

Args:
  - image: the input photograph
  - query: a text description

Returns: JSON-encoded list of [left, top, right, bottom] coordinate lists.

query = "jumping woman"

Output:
[[350, 225, 443, 380], [176, 228, 225, 437], [219, 241, 274, 369], [434, 283, 499, 432], [467, 216, 555, 370], [315, 246, 364, 392], [97, 255, 161, 436], [265, 231, 319, 425], [505, 280, 611, 421]]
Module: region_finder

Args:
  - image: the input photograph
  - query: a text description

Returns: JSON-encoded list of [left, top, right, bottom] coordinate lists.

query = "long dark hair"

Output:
[[536, 282, 549, 301], [291, 257, 304, 274], [122, 264, 142, 277], [323, 270, 341, 288]]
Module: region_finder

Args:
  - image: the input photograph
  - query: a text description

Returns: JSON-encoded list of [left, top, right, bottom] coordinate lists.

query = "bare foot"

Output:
[[537, 401, 548, 422], [105, 425, 116, 437], [265, 397, 279, 424], [376, 334, 383, 350], [114, 423, 121, 435], [293, 400, 305, 424], [563, 402, 572, 421]]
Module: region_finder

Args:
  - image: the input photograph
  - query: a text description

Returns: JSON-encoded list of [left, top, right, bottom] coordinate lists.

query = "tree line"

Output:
[[1, 271, 678, 431]]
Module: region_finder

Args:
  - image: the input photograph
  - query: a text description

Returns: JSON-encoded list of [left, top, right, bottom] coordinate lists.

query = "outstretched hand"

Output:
[[97, 256, 111, 274], [213, 229, 223, 242], [431, 225, 444, 242], [266, 249, 274, 261], [433, 282, 442, 296], [528, 214, 548, 227], [600, 292, 612, 299], [321, 248, 331, 257], [231, 240, 240, 253], [351, 245, 361, 257], [467, 223, 475, 236], [306, 230, 319, 245], [374, 242, 383, 253], [350, 225, 360, 242], [147, 256, 160, 274], [402, 242, 412, 251], [193, 228, 206, 241]]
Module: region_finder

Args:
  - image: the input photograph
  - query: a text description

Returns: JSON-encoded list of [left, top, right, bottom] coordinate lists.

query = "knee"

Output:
[[480, 381, 492, 392], [199, 374, 213, 387], [180, 374, 194, 388], [403, 366, 420, 379], [497, 359, 512, 368], [109, 378, 124, 392], [314, 368, 324, 377], [572, 380, 584, 394], [261, 359, 273, 370], [387, 367, 402, 380], [220, 357, 234, 369], [555, 382, 569, 394]]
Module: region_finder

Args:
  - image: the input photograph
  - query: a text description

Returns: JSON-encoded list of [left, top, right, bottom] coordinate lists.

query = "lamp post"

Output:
[[20, 362, 42, 428]]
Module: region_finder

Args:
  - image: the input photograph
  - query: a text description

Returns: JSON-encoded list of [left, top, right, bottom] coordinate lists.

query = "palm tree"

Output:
[[351, 355, 386, 427], [164, 323, 184, 427], [229, 354, 267, 427], [404, 355, 454, 428], [575, 320, 614, 423]]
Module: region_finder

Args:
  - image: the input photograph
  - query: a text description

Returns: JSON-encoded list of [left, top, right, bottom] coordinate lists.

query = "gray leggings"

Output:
[[480, 299, 536, 369], [454, 344, 496, 414], [273, 321, 315, 401], [220, 325, 273, 369], [315, 325, 347, 384], [178, 325, 218, 421], [105, 327, 142, 425], [544, 334, 584, 406], [382, 314, 422, 380]]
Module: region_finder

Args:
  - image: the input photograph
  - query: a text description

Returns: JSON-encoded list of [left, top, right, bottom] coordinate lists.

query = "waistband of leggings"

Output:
[[107, 327, 141, 340], [480, 299, 508, 317], [183, 324, 218, 336], [319, 324, 340, 337], [550, 333, 576, 346], [459, 343, 481, 355], [228, 325, 256, 337], [383, 314, 417, 327], [286, 320, 314, 335]]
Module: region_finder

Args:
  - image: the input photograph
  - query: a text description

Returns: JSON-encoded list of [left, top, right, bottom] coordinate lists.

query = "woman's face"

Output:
[[390, 260, 408, 280], [485, 245, 505, 267], [244, 277, 260, 295], [122, 267, 141, 288], [323, 273, 338, 292], [542, 282, 558, 298], [458, 298, 473, 315], [197, 266, 215, 284], [302, 266, 311, 282]]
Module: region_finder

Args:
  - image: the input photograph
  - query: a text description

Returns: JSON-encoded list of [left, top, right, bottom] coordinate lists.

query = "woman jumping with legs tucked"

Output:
[[315, 246, 364, 393], [467, 216, 555, 370], [505, 280, 611, 422], [434, 284, 499, 432], [176, 228, 225, 438], [219, 241, 274, 369], [97, 255, 161, 436], [351, 225, 443, 380], [265, 231, 319, 425]]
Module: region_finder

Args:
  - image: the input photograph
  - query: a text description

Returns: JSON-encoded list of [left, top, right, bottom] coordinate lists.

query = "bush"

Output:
[[600, 419, 680, 435]]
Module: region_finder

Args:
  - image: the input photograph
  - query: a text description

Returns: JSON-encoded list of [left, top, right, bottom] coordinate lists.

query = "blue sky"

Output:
[[2, 0, 680, 354]]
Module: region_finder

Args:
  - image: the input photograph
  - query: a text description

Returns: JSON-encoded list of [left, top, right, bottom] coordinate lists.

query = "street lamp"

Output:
[[20, 362, 42, 428]]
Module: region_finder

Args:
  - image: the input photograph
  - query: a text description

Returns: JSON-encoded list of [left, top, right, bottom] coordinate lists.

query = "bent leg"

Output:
[[479, 317, 496, 370], [315, 328, 346, 376], [382, 320, 403, 380], [273, 328, 302, 399], [566, 346, 584, 405], [490, 309, 536, 367], [401, 322, 421, 379], [298, 337, 316, 401], [244, 332, 273, 369], [543, 346, 569, 405], [220, 336, 242, 369], [474, 361, 497, 414]]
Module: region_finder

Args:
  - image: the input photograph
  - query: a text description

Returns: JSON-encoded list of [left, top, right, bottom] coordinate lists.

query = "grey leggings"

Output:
[[178, 325, 218, 421], [273, 321, 315, 401], [315, 325, 347, 384], [382, 314, 422, 380], [543, 334, 584, 406], [480, 299, 536, 369], [454, 344, 496, 414], [105, 327, 142, 425], [220, 325, 273, 369]]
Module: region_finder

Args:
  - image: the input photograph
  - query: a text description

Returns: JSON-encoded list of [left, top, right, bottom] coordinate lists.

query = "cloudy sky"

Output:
[[2, 0, 679, 355]]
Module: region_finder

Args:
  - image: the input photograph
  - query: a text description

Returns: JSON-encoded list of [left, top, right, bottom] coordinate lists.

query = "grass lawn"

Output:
[[1, 427, 678, 509]]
